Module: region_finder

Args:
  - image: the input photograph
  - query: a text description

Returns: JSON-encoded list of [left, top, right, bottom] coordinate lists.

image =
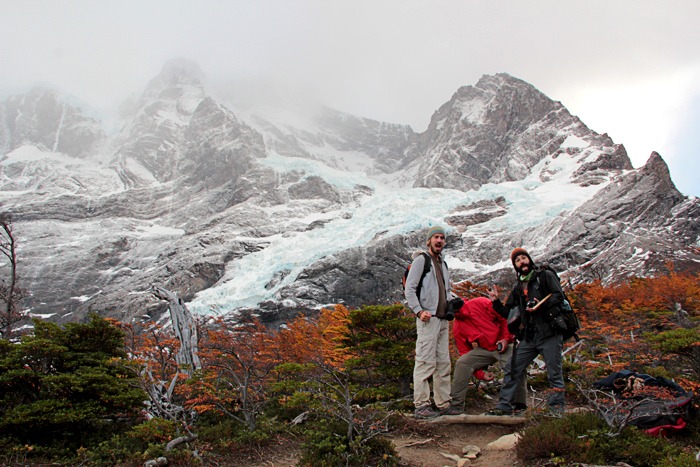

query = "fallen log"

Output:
[[426, 414, 527, 425]]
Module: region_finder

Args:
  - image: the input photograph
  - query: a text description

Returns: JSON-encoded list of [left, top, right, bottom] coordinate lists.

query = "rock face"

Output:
[[543, 152, 699, 280], [0, 87, 105, 158], [111, 59, 265, 189], [0, 61, 697, 327], [413, 74, 631, 190]]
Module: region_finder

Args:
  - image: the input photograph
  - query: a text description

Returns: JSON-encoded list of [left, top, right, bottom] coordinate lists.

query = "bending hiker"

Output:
[[487, 247, 567, 415], [404, 226, 454, 419], [446, 296, 527, 415]]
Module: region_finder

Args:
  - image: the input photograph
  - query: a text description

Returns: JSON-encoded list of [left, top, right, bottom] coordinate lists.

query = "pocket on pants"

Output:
[[415, 323, 436, 362]]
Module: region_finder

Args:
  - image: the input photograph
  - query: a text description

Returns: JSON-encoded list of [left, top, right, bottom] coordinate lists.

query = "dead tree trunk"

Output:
[[0, 213, 26, 340], [152, 286, 202, 375]]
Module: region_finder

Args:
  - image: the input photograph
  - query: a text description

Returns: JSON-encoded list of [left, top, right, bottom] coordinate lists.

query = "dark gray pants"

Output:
[[496, 333, 565, 411]]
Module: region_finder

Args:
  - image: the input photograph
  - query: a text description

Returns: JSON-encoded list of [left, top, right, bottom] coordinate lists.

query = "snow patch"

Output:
[[457, 97, 487, 125], [71, 295, 92, 302], [123, 157, 160, 183], [561, 135, 588, 149], [28, 312, 57, 319], [2, 145, 67, 164]]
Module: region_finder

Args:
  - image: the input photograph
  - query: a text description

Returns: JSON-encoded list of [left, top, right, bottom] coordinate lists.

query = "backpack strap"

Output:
[[534, 269, 563, 317], [416, 252, 432, 299], [536, 267, 563, 295]]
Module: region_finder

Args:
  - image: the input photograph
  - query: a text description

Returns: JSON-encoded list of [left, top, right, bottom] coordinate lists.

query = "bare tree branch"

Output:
[[0, 213, 27, 340]]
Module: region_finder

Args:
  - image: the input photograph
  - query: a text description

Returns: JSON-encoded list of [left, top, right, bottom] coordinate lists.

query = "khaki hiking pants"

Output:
[[413, 317, 451, 409]]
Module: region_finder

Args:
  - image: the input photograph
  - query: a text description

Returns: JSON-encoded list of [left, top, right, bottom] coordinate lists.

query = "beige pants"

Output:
[[413, 317, 451, 409]]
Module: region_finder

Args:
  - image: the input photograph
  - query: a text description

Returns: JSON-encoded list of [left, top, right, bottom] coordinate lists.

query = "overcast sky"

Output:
[[2, 0, 698, 196]]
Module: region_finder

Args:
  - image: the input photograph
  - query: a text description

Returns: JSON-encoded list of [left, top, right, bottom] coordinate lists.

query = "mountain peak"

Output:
[[419, 71, 624, 189], [640, 150, 679, 194], [474, 72, 523, 90], [137, 58, 206, 105], [157, 58, 205, 86], [644, 150, 667, 170]]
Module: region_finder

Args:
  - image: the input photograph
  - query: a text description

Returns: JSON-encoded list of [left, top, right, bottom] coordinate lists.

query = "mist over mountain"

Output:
[[1, 59, 698, 327]]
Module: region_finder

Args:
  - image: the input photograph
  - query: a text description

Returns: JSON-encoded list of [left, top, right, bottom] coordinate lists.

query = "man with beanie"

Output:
[[405, 226, 455, 419], [447, 297, 528, 414], [486, 247, 567, 415]]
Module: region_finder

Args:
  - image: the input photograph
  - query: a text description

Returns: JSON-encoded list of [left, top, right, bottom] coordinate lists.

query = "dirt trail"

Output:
[[389, 419, 521, 466], [238, 407, 525, 466]]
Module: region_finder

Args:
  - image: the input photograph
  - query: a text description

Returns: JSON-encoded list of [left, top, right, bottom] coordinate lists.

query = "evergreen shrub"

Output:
[[299, 419, 398, 467], [517, 411, 686, 466]]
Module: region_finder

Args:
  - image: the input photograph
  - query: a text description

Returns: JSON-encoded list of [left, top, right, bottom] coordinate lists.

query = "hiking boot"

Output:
[[485, 407, 513, 416], [439, 405, 464, 416], [512, 403, 528, 415], [414, 405, 439, 419]]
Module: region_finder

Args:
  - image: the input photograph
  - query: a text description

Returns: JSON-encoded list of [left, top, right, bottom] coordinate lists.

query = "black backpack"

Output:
[[402, 252, 447, 299], [592, 371, 694, 435], [536, 265, 581, 342]]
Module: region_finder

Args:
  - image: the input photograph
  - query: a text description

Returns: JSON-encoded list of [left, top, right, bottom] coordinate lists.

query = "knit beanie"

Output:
[[426, 226, 446, 242], [510, 247, 535, 270]]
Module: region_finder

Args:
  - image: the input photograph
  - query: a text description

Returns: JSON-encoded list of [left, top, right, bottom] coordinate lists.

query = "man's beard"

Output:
[[516, 263, 530, 275]]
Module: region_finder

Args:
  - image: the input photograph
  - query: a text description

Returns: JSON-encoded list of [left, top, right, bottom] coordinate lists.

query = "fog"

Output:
[[1, 0, 699, 195]]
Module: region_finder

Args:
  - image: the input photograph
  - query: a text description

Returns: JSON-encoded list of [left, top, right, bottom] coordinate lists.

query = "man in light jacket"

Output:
[[404, 226, 454, 419]]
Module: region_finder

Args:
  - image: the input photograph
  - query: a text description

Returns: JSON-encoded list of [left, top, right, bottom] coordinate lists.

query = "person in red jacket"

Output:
[[453, 302, 495, 384], [446, 296, 527, 414]]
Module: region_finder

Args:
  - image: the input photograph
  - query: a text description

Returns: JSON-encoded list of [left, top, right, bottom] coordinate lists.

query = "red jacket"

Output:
[[453, 297, 513, 354]]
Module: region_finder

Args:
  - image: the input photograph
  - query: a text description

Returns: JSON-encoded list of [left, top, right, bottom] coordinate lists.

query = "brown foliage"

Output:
[[274, 305, 352, 368], [565, 270, 700, 375], [452, 280, 490, 300]]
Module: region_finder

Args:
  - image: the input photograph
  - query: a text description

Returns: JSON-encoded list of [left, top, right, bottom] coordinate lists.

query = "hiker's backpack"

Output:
[[402, 252, 430, 299], [536, 265, 581, 342], [592, 370, 694, 436], [402, 252, 447, 299]]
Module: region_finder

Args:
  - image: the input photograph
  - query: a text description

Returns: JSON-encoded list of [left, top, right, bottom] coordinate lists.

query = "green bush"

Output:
[[517, 412, 686, 466], [601, 429, 678, 467], [0, 314, 145, 457], [0, 438, 82, 466], [656, 451, 700, 467], [516, 412, 594, 462], [196, 413, 280, 452], [128, 418, 180, 445], [645, 328, 700, 378], [81, 434, 141, 466], [298, 419, 398, 467], [342, 304, 415, 401], [75, 419, 179, 465]]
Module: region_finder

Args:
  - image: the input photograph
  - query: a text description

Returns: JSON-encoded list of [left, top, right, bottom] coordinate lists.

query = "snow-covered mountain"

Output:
[[1, 59, 697, 326]]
